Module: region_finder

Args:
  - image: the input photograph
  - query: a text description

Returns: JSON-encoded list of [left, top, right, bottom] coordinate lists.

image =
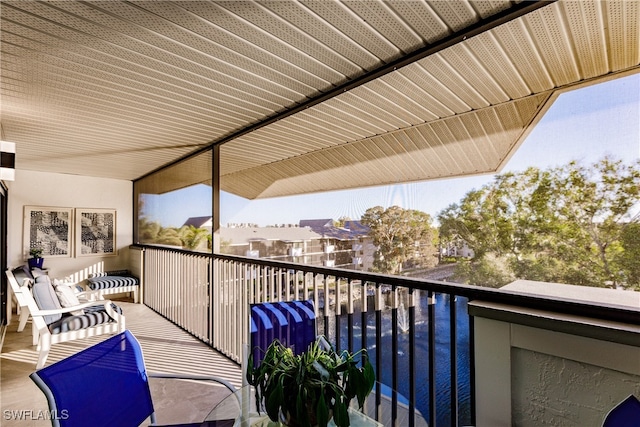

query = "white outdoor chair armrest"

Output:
[[76, 289, 103, 302], [30, 299, 115, 316]]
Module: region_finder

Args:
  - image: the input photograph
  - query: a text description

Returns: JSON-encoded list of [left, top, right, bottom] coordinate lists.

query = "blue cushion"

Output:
[[31, 276, 62, 325]]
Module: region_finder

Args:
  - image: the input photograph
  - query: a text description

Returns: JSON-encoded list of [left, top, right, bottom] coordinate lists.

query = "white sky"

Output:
[[147, 73, 640, 228]]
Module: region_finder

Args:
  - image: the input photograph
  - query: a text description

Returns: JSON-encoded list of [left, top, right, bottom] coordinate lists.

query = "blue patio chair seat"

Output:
[[30, 330, 236, 427]]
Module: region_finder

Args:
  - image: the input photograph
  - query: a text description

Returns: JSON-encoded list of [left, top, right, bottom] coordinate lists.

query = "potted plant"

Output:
[[247, 338, 375, 427], [28, 247, 44, 269]]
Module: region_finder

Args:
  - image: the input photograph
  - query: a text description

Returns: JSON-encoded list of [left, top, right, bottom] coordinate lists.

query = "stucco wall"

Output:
[[474, 316, 640, 427], [6, 169, 132, 279], [512, 348, 640, 426], [472, 281, 640, 426]]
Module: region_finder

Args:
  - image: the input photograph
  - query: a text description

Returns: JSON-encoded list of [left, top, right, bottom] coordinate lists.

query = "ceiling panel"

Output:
[[1, 1, 638, 198], [604, 0, 640, 72], [220, 94, 551, 199]]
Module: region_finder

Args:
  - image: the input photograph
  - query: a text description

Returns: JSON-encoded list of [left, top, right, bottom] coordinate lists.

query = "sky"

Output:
[[144, 73, 640, 228]]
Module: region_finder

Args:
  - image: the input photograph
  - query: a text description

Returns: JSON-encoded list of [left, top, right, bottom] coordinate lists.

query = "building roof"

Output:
[[300, 219, 371, 241], [183, 216, 213, 229], [299, 219, 334, 229], [220, 219, 371, 245], [220, 226, 322, 245], [344, 220, 372, 236]]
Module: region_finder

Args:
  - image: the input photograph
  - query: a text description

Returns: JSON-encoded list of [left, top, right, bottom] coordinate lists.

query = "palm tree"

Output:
[[179, 225, 210, 251]]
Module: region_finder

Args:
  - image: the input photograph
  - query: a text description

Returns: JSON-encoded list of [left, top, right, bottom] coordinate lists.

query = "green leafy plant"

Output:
[[29, 247, 43, 259], [246, 338, 375, 427]]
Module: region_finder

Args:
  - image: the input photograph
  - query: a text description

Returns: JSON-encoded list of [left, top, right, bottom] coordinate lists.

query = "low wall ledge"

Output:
[[469, 280, 640, 348]]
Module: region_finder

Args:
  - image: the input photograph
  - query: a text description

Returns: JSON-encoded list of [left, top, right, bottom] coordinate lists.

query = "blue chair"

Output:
[[603, 395, 640, 427], [30, 330, 236, 427], [249, 300, 316, 367]]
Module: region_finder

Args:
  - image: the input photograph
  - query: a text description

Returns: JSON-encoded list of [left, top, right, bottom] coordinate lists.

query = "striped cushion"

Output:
[[87, 276, 138, 290], [89, 272, 107, 278], [48, 304, 123, 334]]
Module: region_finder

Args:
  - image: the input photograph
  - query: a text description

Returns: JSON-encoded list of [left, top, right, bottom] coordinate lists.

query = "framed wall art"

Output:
[[24, 206, 73, 258], [76, 208, 117, 256]]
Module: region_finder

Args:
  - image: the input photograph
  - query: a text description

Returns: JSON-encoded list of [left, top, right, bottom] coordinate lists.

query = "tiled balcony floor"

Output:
[[1, 299, 243, 427]]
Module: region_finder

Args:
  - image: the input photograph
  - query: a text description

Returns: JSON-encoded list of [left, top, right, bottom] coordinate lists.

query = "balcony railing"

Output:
[[136, 245, 639, 427]]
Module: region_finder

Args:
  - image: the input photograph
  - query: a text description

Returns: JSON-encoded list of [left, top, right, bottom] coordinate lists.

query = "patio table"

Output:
[[204, 384, 384, 427]]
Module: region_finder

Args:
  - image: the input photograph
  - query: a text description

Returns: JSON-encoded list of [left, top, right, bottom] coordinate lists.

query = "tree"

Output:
[[334, 216, 351, 228], [438, 157, 640, 288], [154, 228, 183, 246], [178, 225, 211, 251], [616, 222, 640, 289], [454, 254, 515, 288], [138, 218, 162, 244], [138, 218, 182, 246], [439, 167, 556, 260], [361, 206, 437, 274]]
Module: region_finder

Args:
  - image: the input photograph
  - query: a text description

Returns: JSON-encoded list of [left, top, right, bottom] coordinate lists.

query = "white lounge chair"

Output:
[[6, 267, 125, 369]]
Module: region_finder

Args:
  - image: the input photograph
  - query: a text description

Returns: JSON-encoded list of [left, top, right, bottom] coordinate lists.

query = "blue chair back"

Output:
[[603, 395, 640, 427], [30, 330, 154, 427], [250, 300, 316, 367]]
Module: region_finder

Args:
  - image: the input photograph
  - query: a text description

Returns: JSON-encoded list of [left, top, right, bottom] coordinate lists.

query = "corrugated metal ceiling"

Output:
[[1, 1, 638, 199]]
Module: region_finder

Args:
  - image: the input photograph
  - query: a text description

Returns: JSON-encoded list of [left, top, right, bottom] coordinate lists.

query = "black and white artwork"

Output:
[[24, 206, 73, 258], [76, 208, 117, 256]]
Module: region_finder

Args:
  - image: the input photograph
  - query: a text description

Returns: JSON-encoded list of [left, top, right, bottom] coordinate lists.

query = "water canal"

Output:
[[332, 291, 472, 426]]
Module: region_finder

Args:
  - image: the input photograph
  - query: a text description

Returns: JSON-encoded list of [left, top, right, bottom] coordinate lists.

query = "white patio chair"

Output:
[[6, 268, 125, 369]]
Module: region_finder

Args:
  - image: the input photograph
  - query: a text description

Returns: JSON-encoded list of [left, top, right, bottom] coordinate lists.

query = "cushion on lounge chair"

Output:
[[31, 268, 48, 278], [31, 273, 124, 331], [31, 276, 63, 325], [12, 265, 34, 287], [55, 284, 85, 316], [87, 275, 138, 290], [47, 305, 122, 334]]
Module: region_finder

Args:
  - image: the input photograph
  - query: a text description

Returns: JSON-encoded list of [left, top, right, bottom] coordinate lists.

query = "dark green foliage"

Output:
[[247, 339, 375, 427], [361, 206, 438, 274], [29, 247, 43, 259], [439, 157, 640, 288]]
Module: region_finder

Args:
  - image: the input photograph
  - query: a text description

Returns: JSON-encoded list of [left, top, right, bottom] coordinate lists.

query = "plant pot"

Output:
[[28, 257, 44, 269], [280, 406, 332, 427]]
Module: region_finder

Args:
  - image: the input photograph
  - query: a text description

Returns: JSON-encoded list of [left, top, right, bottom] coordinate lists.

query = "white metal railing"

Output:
[[211, 258, 317, 362], [212, 257, 247, 361], [143, 247, 211, 343]]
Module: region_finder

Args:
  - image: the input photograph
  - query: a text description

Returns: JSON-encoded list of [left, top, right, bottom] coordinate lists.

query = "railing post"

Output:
[[319, 273, 327, 338], [408, 288, 416, 427], [391, 287, 399, 426], [375, 283, 383, 423], [335, 276, 342, 351], [450, 294, 458, 427], [347, 279, 355, 352], [428, 290, 436, 427], [361, 280, 369, 361]]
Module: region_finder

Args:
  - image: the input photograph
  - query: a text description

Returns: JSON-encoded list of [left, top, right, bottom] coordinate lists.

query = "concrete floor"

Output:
[[1, 298, 243, 427]]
